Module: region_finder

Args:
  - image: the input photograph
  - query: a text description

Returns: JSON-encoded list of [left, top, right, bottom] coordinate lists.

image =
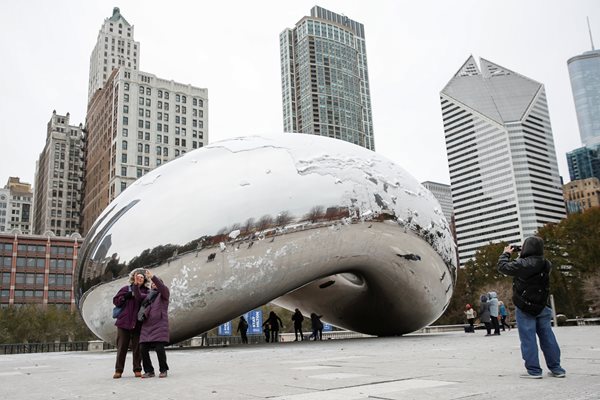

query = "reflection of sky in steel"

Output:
[[88, 134, 451, 265]]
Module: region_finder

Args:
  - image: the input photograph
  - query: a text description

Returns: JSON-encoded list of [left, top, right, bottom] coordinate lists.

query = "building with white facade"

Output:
[[280, 6, 375, 150], [82, 68, 208, 234], [82, 8, 208, 234], [3, 178, 34, 234], [421, 181, 454, 224], [440, 56, 566, 266], [88, 7, 140, 103], [33, 111, 84, 237], [0, 188, 9, 232]]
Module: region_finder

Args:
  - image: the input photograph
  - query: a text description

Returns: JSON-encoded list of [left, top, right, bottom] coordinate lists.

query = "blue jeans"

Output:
[[515, 306, 565, 376]]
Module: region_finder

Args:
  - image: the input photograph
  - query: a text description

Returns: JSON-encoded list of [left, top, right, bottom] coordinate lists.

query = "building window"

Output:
[[122, 140, 128, 150], [122, 154, 127, 163], [121, 182, 127, 192], [123, 105, 129, 113], [122, 128, 128, 137], [123, 116, 128, 125], [121, 166, 127, 176], [137, 156, 143, 165]]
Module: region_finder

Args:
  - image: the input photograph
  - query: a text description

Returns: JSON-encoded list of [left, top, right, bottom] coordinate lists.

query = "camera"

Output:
[[510, 244, 521, 252]]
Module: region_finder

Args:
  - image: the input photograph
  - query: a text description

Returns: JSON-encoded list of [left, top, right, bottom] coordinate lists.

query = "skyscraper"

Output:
[[566, 145, 600, 181], [88, 7, 140, 103], [280, 6, 375, 150], [82, 10, 208, 234], [33, 111, 84, 237], [421, 181, 453, 224], [440, 56, 565, 266], [567, 24, 600, 147]]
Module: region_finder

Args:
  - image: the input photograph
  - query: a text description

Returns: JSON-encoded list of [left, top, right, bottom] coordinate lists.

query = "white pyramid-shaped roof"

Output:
[[441, 57, 542, 124]]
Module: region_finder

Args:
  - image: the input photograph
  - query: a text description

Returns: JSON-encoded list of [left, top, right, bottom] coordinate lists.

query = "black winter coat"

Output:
[[497, 236, 551, 316]]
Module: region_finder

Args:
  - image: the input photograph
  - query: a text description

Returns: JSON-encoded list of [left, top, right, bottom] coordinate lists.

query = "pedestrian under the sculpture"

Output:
[[497, 236, 566, 379], [264, 311, 284, 342], [112, 268, 149, 379], [237, 315, 249, 344], [498, 301, 511, 331], [136, 269, 170, 378], [464, 304, 476, 331], [292, 308, 305, 341], [310, 313, 324, 341], [263, 321, 270, 343], [478, 295, 492, 336], [488, 291, 501, 335]]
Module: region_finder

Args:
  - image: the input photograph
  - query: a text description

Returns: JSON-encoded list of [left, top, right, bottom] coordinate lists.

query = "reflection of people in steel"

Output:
[[263, 311, 283, 342], [310, 313, 323, 341], [292, 309, 305, 341], [112, 269, 148, 379], [237, 316, 249, 344]]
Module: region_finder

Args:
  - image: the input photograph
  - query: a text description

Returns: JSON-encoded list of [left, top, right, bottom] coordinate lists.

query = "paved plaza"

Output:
[[1, 326, 598, 400]]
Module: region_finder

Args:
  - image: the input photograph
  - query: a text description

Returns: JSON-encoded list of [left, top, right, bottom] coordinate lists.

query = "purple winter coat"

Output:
[[139, 276, 170, 344], [113, 284, 147, 330]]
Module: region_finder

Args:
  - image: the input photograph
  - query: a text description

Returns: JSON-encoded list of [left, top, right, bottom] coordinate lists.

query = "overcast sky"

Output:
[[1, 0, 598, 189]]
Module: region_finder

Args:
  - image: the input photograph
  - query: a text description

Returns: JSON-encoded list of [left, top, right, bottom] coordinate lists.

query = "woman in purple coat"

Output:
[[112, 268, 149, 379], [136, 270, 170, 378]]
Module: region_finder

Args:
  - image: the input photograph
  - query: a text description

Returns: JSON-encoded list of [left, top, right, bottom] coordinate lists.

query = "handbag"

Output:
[[112, 285, 132, 319]]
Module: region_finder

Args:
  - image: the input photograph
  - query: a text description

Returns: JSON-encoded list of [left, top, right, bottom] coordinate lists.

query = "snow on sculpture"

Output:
[[76, 134, 457, 344]]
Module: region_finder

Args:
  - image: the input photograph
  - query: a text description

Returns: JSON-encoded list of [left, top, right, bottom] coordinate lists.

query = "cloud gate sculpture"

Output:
[[76, 134, 457, 344]]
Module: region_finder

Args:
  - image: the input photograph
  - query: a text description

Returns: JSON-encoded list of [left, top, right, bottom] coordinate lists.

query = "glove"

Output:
[[124, 291, 134, 300]]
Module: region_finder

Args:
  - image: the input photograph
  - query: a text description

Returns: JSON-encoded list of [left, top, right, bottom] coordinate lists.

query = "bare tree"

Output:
[[582, 271, 600, 316], [256, 215, 273, 231], [305, 206, 324, 222], [275, 211, 293, 226]]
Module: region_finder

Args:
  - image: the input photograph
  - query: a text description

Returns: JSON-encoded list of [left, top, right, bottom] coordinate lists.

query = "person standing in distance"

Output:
[[497, 236, 566, 379]]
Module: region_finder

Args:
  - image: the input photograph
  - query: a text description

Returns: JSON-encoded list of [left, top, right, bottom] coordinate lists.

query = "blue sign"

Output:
[[218, 321, 232, 336], [323, 322, 333, 332], [245, 309, 263, 335]]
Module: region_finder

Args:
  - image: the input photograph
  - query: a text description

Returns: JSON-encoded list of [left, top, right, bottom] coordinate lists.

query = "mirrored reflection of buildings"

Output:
[[563, 177, 600, 214], [440, 56, 566, 266], [33, 111, 84, 237], [280, 6, 375, 150], [0, 232, 82, 310], [81, 8, 209, 234], [2, 178, 34, 234]]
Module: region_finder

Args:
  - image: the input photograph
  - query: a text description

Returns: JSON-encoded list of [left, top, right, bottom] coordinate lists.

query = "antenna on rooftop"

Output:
[[587, 16, 595, 51]]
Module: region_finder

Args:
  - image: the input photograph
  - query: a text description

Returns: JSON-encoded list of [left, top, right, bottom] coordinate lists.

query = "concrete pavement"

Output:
[[1, 326, 598, 400]]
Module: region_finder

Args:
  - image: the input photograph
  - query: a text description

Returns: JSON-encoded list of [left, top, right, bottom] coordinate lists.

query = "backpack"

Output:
[[112, 285, 132, 318]]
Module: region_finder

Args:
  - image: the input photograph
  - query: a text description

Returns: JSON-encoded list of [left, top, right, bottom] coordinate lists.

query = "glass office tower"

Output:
[[280, 6, 375, 150]]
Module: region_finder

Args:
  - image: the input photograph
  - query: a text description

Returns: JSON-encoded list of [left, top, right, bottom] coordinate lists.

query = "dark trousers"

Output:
[[270, 330, 279, 342], [140, 342, 169, 373], [500, 316, 510, 330], [491, 316, 500, 334], [484, 322, 492, 335], [115, 327, 142, 373], [312, 329, 322, 340], [294, 326, 304, 341], [241, 331, 248, 344]]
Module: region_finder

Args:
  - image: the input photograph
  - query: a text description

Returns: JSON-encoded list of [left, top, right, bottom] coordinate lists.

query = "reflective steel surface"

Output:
[[76, 134, 457, 344]]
